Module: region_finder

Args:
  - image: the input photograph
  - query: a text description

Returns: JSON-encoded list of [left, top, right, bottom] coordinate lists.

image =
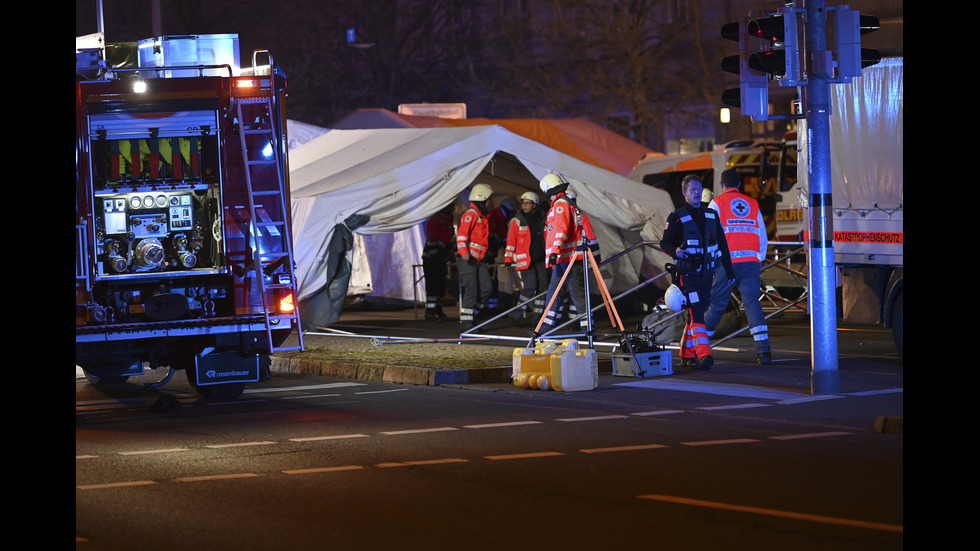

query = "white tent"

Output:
[[287, 124, 673, 329]]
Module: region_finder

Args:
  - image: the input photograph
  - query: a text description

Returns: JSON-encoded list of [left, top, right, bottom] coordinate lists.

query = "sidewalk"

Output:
[[271, 305, 904, 398]]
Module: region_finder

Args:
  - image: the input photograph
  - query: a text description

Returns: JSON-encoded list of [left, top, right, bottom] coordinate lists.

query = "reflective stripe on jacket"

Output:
[[677, 208, 723, 273], [709, 189, 767, 263], [456, 204, 489, 260], [504, 217, 532, 270], [544, 194, 597, 267]]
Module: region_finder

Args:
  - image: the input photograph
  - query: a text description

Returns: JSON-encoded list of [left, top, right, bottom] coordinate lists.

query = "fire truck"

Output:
[[75, 33, 303, 401]]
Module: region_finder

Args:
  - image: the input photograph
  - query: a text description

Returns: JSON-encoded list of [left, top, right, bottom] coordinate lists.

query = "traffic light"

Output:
[[832, 8, 882, 81], [720, 17, 769, 120], [745, 10, 801, 84]]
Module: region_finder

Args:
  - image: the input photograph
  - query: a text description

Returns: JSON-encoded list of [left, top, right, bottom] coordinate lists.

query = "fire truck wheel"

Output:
[[183, 367, 246, 402]]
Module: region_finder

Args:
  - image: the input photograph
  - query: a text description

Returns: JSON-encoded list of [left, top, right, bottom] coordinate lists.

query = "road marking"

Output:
[[380, 427, 459, 435], [377, 458, 469, 468], [615, 379, 806, 400], [777, 395, 844, 404], [118, 448, 188, 456], [77, 480, 157, 490], [464, 421, 543, 429], [206, 441, 277, 449], [77, 430, 868, 488], [846, 388, 903, 396], [557, 415, 629, 422], [682, 438, 758, 446], [638, 494, 903, 533], [698, 403, 770, 411], [355, 388, 410, 395], [631, 410, 684, 416], [283, 465, 364, 475], [769, 431, 851, 440], [580, 444, 667, 454], [486, 452, 563, 460], [174, 473, 260, 482], [289, 434, 369, 442], [244, 382, 367, 395]]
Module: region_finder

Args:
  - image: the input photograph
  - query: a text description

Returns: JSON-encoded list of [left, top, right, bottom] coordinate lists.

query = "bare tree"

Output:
[[468, 0, 730, 150]]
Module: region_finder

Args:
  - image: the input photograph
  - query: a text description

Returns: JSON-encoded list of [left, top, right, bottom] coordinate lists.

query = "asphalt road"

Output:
[[77, 306, 903, 550], [77, 371, 902, 550]]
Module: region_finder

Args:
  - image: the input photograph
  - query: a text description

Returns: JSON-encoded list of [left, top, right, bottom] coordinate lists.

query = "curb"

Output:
[[270, 356, 512, 387], [874, 416, 904, 434]]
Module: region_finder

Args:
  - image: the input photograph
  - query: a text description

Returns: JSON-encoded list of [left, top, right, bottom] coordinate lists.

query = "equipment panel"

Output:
[[95, 189, 215, 276]]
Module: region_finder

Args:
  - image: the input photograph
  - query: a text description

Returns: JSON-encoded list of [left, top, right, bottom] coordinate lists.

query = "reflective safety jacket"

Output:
[[504, 216, 533, 270], [663, 203, 732, 277], [544, 193, 598, 267], [456, 203, 490, 261], [709, 188, 767, 264]]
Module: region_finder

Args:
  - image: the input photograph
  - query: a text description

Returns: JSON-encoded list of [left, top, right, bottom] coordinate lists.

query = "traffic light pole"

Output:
[[721, 1, 881, 394], [803, 0, 840, 394]]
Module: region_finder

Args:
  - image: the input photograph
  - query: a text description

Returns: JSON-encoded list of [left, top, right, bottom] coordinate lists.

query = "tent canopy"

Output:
[[287, 122, 673, 328], [332, 108, 653, 178]]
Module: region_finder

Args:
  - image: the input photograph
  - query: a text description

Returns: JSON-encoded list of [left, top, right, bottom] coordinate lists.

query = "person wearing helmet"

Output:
[[538, 173, 599, 332], [456, 183, 494, 331], [422, 201, 456, 322], [704, 169, 772, 364], [504, 190, 547, 326], [660, 174, 734, 370]]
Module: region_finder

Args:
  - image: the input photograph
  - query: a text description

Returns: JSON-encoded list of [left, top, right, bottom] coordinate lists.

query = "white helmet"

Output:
[[539, 173, 567, 194], [469, 183, 493, 202], [665, 284, 687, 313], [520, 191, 539, 204]]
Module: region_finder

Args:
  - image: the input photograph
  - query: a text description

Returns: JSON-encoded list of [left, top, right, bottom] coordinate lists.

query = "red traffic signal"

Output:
[[746, 13, 800, 82]]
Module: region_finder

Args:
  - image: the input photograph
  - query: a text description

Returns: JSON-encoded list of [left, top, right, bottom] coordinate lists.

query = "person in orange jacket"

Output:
[[455, 183, 494, 331], [538, 173, 598, 332], [705, 169, 772, 364], [504, 191, 547, 326]]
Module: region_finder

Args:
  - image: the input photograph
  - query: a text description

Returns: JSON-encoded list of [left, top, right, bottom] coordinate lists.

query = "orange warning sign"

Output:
[[833, 231, 903, 244]]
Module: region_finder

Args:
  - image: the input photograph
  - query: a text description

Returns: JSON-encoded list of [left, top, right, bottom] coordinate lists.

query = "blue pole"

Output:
[[804, 0, 839, 394]]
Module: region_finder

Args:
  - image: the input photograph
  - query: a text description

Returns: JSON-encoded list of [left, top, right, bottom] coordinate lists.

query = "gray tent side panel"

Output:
[[298, 222, 355, 330]]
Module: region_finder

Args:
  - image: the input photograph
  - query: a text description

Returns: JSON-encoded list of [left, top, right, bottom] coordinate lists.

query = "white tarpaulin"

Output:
[[287, 124, 673, 328]]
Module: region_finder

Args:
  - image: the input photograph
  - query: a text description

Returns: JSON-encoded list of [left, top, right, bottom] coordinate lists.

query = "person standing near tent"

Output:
[[660, 174, 735, 370], [538, 173, 598, 332], [422, 202, 456, 322], [704, 169, 772, 364], [504, 191, 547, 326], [550, 189, 601, 325], [456, 183, 495, 331]]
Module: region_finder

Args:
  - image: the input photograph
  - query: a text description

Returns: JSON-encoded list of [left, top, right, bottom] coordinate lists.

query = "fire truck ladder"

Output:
[[235, 96, 303, 354]]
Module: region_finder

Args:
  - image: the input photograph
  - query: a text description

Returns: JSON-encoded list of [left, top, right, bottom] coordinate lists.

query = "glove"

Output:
[[549, 253, 558, 266]]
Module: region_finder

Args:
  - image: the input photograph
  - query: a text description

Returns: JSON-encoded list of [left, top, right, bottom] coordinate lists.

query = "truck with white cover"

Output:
[[783, 56, 903, 359]]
